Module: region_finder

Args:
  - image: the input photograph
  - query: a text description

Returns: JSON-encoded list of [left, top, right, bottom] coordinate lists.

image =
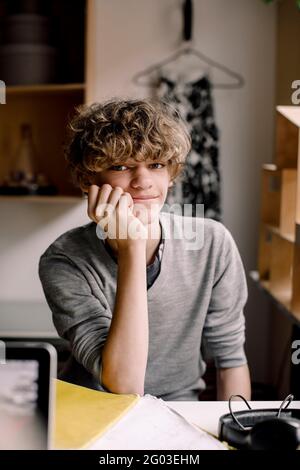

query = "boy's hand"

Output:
[[87, 184, 148, 250]]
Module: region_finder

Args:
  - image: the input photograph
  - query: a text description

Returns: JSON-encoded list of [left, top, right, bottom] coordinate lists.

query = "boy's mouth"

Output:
[[132, 195, 159, 201]]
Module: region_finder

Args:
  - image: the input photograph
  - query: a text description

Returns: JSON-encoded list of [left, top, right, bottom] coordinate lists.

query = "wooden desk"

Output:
[[166, 400, 300, 437], [54, 379, 300, 450]]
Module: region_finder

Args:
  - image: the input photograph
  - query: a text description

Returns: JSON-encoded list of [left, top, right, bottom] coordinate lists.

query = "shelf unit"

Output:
[[261, 164, 297, 239], [5, 83, 85, 95], [257, 106, 300, 321], [0, 195, 86, 203], [0, 0, 87, 198]]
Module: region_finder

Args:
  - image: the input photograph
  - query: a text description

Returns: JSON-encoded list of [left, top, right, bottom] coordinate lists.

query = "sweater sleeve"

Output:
[[38, 250, 111, 383], [202, 226, 248, 369]]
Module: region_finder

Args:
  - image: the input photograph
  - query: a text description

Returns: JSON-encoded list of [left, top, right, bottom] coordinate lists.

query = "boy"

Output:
[[39, 99, 251, 401]]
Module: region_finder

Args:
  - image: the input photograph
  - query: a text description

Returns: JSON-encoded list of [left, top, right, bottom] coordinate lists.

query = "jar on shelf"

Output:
[[0, 123, 57, 195], [11, 122, 36, 183]]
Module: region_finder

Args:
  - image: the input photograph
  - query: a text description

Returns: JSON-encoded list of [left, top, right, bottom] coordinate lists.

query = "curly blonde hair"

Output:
[[64, 98, 191, 191]]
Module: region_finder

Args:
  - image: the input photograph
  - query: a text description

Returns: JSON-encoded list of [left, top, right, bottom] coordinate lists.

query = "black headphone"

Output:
[[218, 395, 300, 450]]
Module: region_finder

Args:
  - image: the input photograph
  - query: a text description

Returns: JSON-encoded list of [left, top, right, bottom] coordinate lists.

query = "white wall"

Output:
[[0, 200, 88, 300], [0, 0, 276, 382]]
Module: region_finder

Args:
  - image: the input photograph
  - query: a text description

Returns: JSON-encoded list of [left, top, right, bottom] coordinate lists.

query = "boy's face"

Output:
[[93, 158, 173, 224]]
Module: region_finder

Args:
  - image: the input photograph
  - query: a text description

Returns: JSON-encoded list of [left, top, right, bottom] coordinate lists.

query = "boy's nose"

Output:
[[130, 169, 153, 190], [130, 178, 153, 190]]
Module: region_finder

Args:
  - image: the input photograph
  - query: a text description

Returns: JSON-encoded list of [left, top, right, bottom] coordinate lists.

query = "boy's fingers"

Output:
[[87, 185, 101, 222], [105, 186, 124, 213], [116, 192, 133, 216], [88, 185, 133, 226], [124, 192, 134, 210], [117, 192, 130, 211], [96, 186, 124, 220], [94, 184, 113, 220]]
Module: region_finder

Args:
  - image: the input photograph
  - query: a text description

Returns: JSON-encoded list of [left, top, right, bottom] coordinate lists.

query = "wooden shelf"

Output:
[[264, 279, 292, 311], [6, 83, 85, 96], [0, 0, 87, 199], [269, 231, 294, 307], [249, 271, 300, 325], [291, 227, 300, 319], [258, 223, 273, 279], [261, 165, 297, 238], [265, 224, 295, 243], [0, 90, 85, 196], [0, 195, 85, 203], [257, 106, 300, 325], [275, 106, 300, 168]]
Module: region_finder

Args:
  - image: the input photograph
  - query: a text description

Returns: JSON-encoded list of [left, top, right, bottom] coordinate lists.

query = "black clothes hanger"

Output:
[[183, 0, 193, 41], [132, 0, 245, 90]]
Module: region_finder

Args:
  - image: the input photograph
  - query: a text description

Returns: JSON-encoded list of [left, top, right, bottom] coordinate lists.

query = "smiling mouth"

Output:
[[132, 196, 159, 201]]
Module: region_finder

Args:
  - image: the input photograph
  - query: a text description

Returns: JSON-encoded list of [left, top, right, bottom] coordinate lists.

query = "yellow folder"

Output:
[[54, 379, 140, 449]]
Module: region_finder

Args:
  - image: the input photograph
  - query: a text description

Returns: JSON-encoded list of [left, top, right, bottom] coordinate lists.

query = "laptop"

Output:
[[0, 341, 57, 450]]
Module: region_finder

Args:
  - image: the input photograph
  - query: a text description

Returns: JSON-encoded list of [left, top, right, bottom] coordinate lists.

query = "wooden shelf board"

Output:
[[249, 271, 300, 325], [0, 195, 85, 203], [260, 278, 291, 309], [276, 106, 300, 128], [269, 286, 292, 310], [265, 224, 295, 243], [6, 83, 85, 95]]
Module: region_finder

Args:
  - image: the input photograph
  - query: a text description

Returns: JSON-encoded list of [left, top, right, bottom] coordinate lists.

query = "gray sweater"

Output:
[[39, 211, 248, 401]]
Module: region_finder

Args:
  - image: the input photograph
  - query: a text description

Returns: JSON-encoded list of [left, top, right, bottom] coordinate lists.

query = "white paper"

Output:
[[88, 394, 226, 450]]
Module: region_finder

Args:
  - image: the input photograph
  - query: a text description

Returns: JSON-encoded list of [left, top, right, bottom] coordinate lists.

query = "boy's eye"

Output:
[[109, 163, 166, 171], [109, 165, 128, 171], [149, 163, 165, 169]]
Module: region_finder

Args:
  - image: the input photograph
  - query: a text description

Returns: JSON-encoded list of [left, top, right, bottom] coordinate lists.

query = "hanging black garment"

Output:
[[157, 75, 222, 221]]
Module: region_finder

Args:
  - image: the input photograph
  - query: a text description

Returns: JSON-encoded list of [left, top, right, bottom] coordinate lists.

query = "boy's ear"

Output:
[[168, 181, 174, 187]]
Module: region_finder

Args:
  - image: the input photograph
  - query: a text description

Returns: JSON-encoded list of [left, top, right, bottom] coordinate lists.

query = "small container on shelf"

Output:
[[3, 14, 51, 45], [0, 173, 58, 196], [0, 44, 56, 86], [13, 122, 36, 176], [34, 173, 57, 196], [0, 2, 57, 86]]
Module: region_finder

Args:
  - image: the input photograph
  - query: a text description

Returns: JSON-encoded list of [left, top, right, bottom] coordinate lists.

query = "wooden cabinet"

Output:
[[260, 164, 297, 238], [257, 106, 300, 321], [0, 0, 88, 199]]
